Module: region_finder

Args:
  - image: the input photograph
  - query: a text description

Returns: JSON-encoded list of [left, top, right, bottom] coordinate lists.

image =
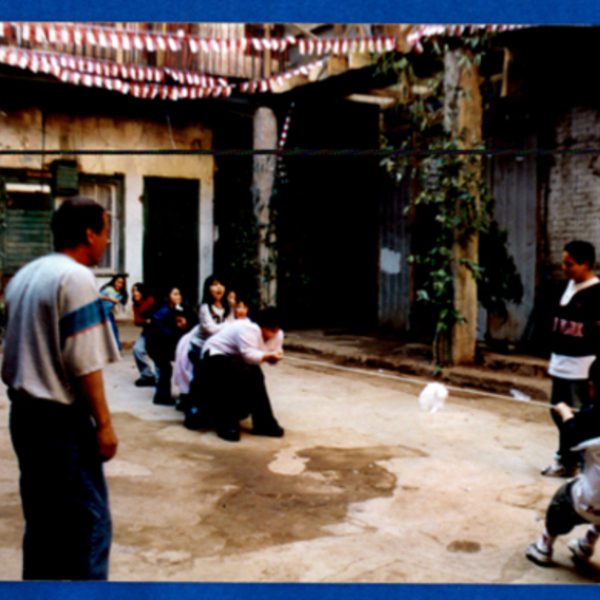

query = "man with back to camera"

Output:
[[2, 197, 120, 580]]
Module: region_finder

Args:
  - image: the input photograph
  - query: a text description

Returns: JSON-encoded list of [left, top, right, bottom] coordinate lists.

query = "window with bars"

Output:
[[79, 176, 123, 273]]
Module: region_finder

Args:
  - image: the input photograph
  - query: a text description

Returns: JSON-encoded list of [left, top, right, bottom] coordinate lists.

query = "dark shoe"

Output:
[[176, 394, 190, 413], [183, 407, 214, 430], [251, 423, 284, 438], [135, 377, 156, 387], [153, 393, 176, 406], [217, 427, 241, 442]]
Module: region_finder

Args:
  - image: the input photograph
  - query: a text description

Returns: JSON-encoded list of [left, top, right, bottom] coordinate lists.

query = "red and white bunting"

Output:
[[0, 45, 235, 90], [298, 35, 397, 56], [277, 100, 295, 179], [1, 22, 404, 57], [406, 23, 528, 52], [238, 58, 327, 94], [0, 45, 233, 101]]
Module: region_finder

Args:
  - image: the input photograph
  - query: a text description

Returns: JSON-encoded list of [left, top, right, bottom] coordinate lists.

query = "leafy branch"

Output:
[[378, 33, 523, 365]]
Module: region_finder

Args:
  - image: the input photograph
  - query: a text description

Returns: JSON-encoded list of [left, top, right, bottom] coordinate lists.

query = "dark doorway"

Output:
[[276, 99, 380, 330], [143, 177, 200, 307]]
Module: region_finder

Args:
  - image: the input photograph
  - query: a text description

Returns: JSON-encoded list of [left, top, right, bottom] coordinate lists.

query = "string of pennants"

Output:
[[0, 22, 528, 58], [239, 58, 328, 93], [0, 45, 330, 99], [276, 101, 295, 183], [0, 46, 232, 98], [0, 46, 228, 87], [0, 24, 529, 101], [406, 23, 528, 53], [0, 21, 397, 56]]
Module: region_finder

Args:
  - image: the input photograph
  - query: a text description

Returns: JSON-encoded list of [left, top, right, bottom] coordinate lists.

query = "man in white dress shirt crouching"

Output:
[[184, 307, 284, 442]]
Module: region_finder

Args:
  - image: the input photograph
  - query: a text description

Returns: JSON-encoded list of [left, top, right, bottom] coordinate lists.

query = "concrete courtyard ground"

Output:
[[1, 330, 599, 583]]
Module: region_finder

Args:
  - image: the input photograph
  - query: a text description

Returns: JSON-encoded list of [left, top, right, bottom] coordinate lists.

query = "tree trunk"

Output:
[[252, 107, 278, 307], [444, 49, 482, 365]]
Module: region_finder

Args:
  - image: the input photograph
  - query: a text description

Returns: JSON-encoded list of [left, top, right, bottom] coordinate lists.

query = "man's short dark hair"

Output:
[[255, 307, 281, 329], [51, 196, 106, 251], [564, 240, 596, 268]]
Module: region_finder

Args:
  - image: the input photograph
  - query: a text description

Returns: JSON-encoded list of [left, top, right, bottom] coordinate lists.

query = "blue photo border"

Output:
[[3, 582, 600, 600], [0, 0, 598, 598], [0, 0, 598, 24]]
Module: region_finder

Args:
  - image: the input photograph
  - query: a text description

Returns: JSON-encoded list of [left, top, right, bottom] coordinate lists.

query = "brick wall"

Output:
[[547, 105, 600, 277]]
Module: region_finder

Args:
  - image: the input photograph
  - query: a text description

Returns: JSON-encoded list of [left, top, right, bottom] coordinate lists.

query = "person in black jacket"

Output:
[[146, 286, 195, 406], [542, 241, 600, 478]]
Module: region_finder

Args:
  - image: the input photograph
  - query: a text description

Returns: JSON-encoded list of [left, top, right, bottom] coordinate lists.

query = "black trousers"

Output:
[[551, 377, 593, 467], [188, 355, 277, 430], [545, 480, 589, 537]]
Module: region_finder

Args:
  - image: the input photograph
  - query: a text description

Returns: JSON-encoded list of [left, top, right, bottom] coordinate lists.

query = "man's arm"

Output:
[[72, 369, 118, 462]]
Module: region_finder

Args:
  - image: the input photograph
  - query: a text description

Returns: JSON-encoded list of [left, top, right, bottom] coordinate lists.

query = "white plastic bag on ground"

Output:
[[418, 382, 449, 413], [510, 388, 531, 401]]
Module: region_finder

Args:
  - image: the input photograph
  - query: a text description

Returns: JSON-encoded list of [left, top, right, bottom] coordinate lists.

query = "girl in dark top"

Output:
[[146, 286, 194, 406]]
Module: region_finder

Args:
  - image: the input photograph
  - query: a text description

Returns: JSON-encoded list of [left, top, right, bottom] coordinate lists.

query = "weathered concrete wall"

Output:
[[547, 105, 600, 276], [0, 103, 214, 312]]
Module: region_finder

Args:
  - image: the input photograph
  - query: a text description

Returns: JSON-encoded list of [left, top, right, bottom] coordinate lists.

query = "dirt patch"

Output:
[[447, 540, 481, 553], [108, 413, 419, 561], [497, 485, 546, 511]]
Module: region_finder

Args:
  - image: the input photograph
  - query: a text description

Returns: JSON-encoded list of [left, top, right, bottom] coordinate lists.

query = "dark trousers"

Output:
[[546, 480, 588, 537], [8, 391, 112, 580], [187, 355, 277, 430], [154, 360, 173, 402], [551, 377, 592, 467]]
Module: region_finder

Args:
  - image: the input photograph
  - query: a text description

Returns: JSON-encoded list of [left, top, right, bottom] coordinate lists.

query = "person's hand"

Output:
[[263, 352, 283, 364], [551, 402, 575, 422], [96, 424, 118, 462]]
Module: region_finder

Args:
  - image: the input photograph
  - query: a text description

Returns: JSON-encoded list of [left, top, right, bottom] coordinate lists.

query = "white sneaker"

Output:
[[568, 538, 594, 563], [526, 542, 553, 566]]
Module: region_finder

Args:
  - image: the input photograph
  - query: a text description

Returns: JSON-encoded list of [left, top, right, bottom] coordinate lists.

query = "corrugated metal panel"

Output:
[[3, 195, 53, 276], [483, 130, 537, 343], [378, 174, 411, 330]]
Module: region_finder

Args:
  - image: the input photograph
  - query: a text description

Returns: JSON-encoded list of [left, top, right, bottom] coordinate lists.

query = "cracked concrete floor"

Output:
[[0, 350, 599, 583]]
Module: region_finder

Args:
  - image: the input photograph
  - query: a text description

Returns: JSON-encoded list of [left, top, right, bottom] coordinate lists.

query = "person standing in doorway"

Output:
[[2, 197, 120, 580]]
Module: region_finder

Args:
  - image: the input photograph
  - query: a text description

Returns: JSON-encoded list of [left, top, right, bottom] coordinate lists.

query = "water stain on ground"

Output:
[[108, 413, 423, 561]]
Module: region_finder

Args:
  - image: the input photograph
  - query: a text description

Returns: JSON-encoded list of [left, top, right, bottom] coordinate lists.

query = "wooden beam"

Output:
[[264, 24, 272, 79], [270, 74, 309, 93], [501, 47, 513, 98], [328, 55, 348, 76], [287, 24, 321, 39], [345, 93, 396, 108], [382, 24, 413, 53]]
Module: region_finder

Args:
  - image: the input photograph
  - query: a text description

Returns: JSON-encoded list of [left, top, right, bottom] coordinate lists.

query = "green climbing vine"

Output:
[[379, 32, 523, 365]]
